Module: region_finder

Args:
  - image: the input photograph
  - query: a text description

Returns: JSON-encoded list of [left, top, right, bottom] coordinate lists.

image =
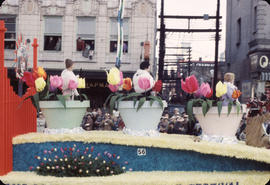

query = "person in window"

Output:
[[123, 42, 128, 54], [77, 37, 85, 51], [45, 36, 55, 50], [55, 37, 61, 51], [82, 43, 90, 58]]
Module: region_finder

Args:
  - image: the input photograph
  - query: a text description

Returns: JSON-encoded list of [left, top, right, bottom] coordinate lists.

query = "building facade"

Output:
[[226, 0, 270, 102], [0, 0, 157, 107]]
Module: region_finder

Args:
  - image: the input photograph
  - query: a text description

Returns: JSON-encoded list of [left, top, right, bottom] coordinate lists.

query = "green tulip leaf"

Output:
[[56, 94, 66, 108], [33, 93, 40, 112], [228, 101, 233, 116], [217, 101, 223, 117], [202, 101, 208, 117], [206, 99, 213, 110], [187, 100, 194, 121], [137, 97, 146, 112], [236, 102, 241, 115], [148, 95, 163, 109]]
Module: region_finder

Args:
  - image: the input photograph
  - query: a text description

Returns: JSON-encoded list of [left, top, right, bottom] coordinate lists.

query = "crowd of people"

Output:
[[79, 106, 202, 136], [81, 107, 125, 131]]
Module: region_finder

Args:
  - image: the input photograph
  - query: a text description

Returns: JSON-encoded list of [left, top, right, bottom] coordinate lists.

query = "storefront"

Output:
[[249, 52, 270, 100]]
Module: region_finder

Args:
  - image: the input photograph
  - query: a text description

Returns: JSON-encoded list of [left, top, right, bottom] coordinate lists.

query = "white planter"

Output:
[[118, 100, 167, 134], [193, 105, 246, 142], [39, 100, 90, 129]]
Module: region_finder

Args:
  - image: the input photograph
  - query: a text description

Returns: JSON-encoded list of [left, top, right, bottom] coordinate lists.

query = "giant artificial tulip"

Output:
[[106, 67, 121, 85], [68, 80, 78, 90], [199, 83, 212, 98], [50, 75, 63, 91], [77, 78, 86, 89], [216, 81, 227, 98], [232, 89, 241, 99], [122, 78, 132, 91], [181, 75, 199, 94], [138, 77, 151, 91], [22, 71, 35, 87], [35, 77, 46, 92], [33, 67, 47, 80], [152, 80, 163, 93], [108, 84, 119, 92]]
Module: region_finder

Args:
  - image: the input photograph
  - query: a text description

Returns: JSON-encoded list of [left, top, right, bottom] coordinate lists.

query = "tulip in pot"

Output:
[[182, 75, 245, 143], [106, 66, 167, 136], [22, 66, 89, 129]]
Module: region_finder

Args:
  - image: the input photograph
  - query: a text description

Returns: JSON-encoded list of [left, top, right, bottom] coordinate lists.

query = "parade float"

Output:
[[1, 1, 270, 184]]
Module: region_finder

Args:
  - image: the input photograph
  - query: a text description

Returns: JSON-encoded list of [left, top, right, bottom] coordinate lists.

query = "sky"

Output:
[[156, 0, 227, 63]]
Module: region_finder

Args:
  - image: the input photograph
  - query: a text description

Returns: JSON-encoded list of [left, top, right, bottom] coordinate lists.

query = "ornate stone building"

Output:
[[0, 0, 157, 107], [226, 0, 270, 101]]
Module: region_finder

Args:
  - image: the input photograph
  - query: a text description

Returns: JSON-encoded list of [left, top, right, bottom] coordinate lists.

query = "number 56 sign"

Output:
[[137, 148, 146, 156]]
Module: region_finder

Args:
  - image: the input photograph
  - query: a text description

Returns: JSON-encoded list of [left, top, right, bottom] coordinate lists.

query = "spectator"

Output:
[[77, 37, 85, 51], [81, 113, 94, 131], [55, 37, 61, 51]]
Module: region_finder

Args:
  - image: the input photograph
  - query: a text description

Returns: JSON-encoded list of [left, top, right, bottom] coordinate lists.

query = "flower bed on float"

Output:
[[181, 75, 245, 143]]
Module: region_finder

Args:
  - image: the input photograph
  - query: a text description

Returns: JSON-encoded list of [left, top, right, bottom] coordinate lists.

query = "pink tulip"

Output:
[[199, 83, 211, 97], [181, 75, 199, 94], [118, 72, 123, 86], [108, 84, 119, 92], [138, 77, 151, 91], [50, 75, 63, 91], [68, 80, 78, 90]]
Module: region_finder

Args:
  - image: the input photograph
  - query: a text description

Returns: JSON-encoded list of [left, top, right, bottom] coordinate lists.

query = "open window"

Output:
[[110, 18, 129, 53], [44, 16, 62, 51], [77, 17, 96, 51], [0, 16, 16, 50]]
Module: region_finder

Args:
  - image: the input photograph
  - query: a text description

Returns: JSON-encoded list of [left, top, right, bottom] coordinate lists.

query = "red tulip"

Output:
[[22, 71, 35, 87], [138, 77, 151, 91], [152, 80, 163, 92], [181, 75, 199, 94]]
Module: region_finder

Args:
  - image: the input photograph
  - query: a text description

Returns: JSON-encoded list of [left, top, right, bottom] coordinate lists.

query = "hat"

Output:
[[140, 61, 150, 70]]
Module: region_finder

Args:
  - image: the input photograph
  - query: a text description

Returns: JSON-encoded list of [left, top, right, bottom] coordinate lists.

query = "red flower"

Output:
[[91, 146, 94, 153], [22, 71, 35, 87], [181, 75, 199, 94], [152, 80, 162, 92], [25, 87, 37, 97], [113, 154, 116, 158]]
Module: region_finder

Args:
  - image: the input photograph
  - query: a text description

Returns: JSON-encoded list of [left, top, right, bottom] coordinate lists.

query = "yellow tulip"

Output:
[[35, 77, 46, 92], [106, 67, 120, 85], [215, 81, 227, 98], [78, 78, 85, 89]]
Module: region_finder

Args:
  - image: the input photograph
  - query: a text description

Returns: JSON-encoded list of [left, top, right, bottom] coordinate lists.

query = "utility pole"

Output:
[[158, 0, 165, 81], [213, 0, 220, 98]]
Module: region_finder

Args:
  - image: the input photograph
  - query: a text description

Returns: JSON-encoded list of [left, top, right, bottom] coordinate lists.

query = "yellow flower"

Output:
[[215, 81, 227, 98], [35, 77, 46, 92], [106, 67, 121, 85], [77, 78, 85, 89]]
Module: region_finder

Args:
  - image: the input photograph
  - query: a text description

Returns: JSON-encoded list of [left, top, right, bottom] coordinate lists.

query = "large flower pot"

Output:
[[118, 100, 167, 136], [193, 105, 246, 143], [39, 100, 90, 129]]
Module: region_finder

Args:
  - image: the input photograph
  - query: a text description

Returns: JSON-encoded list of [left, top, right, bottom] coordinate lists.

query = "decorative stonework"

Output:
[[20, 0, 39, 15], [74, 0, 98, 16]]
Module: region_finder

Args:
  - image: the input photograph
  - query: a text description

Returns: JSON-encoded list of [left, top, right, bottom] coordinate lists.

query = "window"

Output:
[[0, 16, 16, 49], [110, 18, 129, 53], [253, 6, 257, 34], [236, 18, 241, 46], [77, 17, 96, 51], [44, 16, 62, 51]]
